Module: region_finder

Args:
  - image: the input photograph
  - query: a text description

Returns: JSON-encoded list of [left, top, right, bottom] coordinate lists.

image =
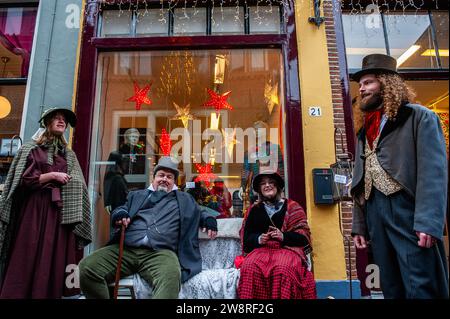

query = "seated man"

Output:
[[79, 156, 218, 299], [238, 170, 316, 299]]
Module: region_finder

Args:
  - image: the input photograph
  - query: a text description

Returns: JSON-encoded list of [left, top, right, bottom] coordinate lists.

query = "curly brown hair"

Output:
[[377, 73, 416, 120], [353, 73, 416, 133]]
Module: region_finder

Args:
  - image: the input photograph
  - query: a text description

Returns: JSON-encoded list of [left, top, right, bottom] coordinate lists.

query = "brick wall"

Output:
[[323, 0, 358, 280]]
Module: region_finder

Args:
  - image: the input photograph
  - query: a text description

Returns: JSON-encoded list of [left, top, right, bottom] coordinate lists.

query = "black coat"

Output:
[[110, 189, 214, 282]]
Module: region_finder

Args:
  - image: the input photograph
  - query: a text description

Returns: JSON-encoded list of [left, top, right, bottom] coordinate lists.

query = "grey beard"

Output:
[[157, 185, 169, 192], [359, 93, 383, 112]]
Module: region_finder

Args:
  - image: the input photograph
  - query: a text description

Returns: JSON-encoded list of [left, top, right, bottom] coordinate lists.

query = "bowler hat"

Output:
[[252, 170, 284, 194], [352, 54, 399, 82], [39, 107, 77, 128], [153, 156, 180, 179]]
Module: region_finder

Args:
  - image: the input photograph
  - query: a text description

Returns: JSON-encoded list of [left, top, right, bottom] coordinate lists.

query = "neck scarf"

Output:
[[263, 198, 285, 218], [364, 108, 383, 150]]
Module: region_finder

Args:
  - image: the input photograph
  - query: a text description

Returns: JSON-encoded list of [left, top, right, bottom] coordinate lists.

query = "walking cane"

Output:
[[113, 223, 126, 299]]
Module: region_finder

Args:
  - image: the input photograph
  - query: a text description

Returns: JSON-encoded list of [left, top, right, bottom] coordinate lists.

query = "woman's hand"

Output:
[[39, 172, 72, 185], [258, 233, 270, 245], [52, 172, 72, 184], [268, 226, 284, 242]]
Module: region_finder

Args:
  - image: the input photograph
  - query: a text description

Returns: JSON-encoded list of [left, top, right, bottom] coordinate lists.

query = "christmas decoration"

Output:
[[194, 163, 218, 188], [159, 128, 172, 156], [127, 81, 153, 110], [202, 88, 234, 112], [210, 112, 221, 130], [171, 102, 195, 128], [157, 51, 196, 101], [264, 81, 279, 115], [221, 127, 240, 159]]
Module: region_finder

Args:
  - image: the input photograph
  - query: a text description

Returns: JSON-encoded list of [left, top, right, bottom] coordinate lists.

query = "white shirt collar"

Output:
[[148, 184, 178, 192]]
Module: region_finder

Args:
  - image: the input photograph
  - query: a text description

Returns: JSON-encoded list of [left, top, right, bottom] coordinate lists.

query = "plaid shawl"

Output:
[[0, 142, 92, 263], [237, 199, 312, 262]]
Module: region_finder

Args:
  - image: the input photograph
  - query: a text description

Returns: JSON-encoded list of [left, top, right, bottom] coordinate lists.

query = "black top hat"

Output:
[[39, 107, 77, 128], [352, 54, 399, 82]]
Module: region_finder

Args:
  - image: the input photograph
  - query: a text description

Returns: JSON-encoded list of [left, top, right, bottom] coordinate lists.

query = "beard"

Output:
[[157, 185, 169, 192], [359, 92, 383, 112]]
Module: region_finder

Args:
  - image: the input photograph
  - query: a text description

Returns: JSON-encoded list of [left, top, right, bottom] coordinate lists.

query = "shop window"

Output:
[[431, 11, 449, 68], [343, 10, 449, 71], [100, 10, 132, 37], [0, 7, 37, 77], [384, 12, 437, 69], [211, 7, 245, 35], [173, 7, 207, 36], [136, 9, 169, 36], [249, 6, 281, 34], [90, 49, 286, 248], [0, 5, 37, 183], [99, 5, 283, 37], [342, 12, 387, 70]]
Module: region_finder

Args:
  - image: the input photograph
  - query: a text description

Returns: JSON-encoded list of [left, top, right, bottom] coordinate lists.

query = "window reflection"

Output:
[[384, 12, 437, 69], [91, 49, 286, 248], [342, 13, 387, 70], [431, 11, 449, 68], [0, 7, 37, 78]]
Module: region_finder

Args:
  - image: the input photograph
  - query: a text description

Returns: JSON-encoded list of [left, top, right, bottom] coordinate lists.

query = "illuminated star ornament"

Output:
[[159, 128, 172, 156], [127, 81, 153, 110], [171, 102, 195, 128], [194, 163, 218, 188], [202, 88, 234, 112], [264, 81, 279, 114], [221, 127, 240, 159]]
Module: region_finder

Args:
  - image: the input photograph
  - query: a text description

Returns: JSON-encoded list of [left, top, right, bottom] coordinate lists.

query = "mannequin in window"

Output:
[[118, 128, 145, 175], [240, 121, 284, 208], [103, 151, 128, 238]]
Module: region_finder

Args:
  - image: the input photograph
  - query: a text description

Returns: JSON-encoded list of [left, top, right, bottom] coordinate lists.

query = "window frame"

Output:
[[74, 0, 307, 207]]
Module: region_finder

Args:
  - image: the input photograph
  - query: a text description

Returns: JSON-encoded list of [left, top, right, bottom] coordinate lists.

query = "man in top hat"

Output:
[[0, 107, 91, 298], [350, 54, 448, 298], [79, 156, 218, 299]]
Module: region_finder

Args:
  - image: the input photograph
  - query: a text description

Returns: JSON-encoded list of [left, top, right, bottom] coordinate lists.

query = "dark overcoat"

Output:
[[110, 189, 212, 283], [351, 103, 448, 240]]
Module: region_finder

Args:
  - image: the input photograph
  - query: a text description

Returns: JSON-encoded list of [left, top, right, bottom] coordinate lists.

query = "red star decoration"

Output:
[[159, 128, 172, 156], [194, 163, 218, 188], [127, 81, 153, 110], [202, 88, 234, 112]]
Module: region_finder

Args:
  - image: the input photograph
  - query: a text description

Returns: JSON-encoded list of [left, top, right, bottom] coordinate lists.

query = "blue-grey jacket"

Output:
[[351, 103, 448, 240], [110, 189, 214, 283]]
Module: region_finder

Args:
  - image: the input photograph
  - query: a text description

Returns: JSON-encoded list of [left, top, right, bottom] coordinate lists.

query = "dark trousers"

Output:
[[366, 188, 449, 299]]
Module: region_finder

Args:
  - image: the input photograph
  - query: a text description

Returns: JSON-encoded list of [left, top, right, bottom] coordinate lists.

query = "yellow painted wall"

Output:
[[295, 0, 347, 280]]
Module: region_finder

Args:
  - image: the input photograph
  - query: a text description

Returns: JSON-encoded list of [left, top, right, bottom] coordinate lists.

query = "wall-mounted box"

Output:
[[312, 168, 334, 205]]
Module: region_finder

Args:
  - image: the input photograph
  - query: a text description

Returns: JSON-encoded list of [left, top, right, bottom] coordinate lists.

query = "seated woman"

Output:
[[237, 171, 316, 299]]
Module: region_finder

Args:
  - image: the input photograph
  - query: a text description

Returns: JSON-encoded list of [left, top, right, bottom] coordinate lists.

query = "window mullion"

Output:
[[380, 11, 390, 56], [428, 10, 443, 69]]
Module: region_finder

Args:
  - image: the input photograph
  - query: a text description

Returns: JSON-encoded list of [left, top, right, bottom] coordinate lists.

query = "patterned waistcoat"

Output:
[[364, 136, 402, 200]]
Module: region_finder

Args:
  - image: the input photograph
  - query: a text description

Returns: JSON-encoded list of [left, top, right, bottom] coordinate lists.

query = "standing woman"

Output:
[[237, 171, 316, 299], [0, 107, 92, 298]]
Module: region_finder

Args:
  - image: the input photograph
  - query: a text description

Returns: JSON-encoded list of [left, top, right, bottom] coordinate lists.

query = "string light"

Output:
[[91, 1, 295, 29]]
